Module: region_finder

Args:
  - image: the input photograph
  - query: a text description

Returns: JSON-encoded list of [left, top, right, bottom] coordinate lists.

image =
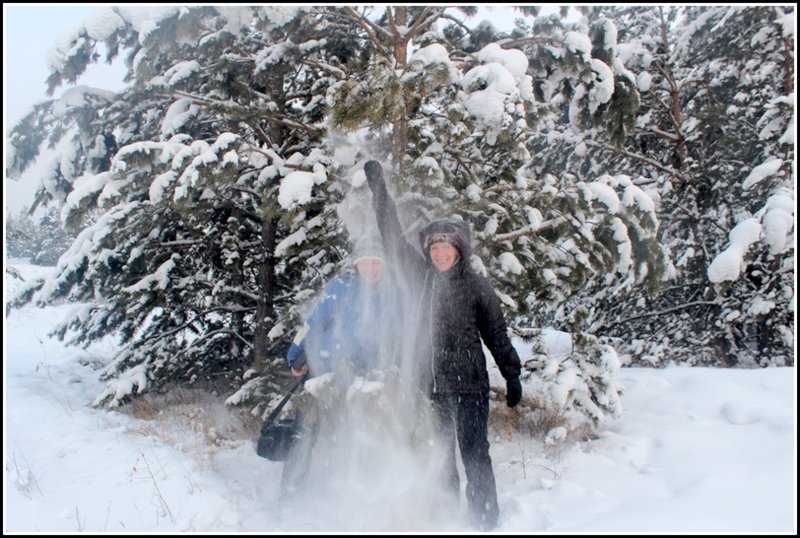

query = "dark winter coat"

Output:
[[367, 167, 521, 395]]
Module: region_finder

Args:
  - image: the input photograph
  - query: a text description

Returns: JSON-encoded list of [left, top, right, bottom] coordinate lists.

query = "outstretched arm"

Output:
[[364, 161, 426, 274]]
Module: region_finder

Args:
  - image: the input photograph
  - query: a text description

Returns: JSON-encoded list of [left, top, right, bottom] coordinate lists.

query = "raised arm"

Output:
[[364, 161, 427, 275]]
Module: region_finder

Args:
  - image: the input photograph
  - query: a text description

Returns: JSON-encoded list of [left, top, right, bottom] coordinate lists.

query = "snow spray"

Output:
[[276, 160, 468, 531]]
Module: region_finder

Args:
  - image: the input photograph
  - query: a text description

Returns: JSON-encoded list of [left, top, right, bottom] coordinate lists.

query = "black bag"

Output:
[[257, 418, 302, 461], [256, 377, 305, 461]]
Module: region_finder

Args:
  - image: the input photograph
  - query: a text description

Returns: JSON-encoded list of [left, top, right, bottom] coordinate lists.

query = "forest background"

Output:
[[5, 5, 795, 435]]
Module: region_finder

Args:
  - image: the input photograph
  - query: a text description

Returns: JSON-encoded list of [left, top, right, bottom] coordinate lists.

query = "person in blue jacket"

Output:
[[286, 234, 396, 378], [280, 234, 399, 497]]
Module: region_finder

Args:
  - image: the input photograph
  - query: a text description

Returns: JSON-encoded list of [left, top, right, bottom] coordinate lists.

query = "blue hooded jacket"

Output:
[[286, 270, 397, 376]]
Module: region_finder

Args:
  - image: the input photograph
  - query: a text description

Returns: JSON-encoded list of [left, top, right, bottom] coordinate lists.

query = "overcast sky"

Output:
[[4, 4, 129, 217], [4, 4, 128, 125], [3, 5, 531, 124]]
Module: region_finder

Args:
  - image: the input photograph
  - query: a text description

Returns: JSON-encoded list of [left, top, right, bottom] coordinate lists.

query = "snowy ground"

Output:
[[3, 262, 796, 533]]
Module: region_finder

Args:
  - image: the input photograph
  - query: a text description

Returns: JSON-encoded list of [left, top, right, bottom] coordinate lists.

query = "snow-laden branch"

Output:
[[343, 7, 389, 55], [189, 327, 253, 350], [614, 300, 719, 325], [582, 138, 686, 181]]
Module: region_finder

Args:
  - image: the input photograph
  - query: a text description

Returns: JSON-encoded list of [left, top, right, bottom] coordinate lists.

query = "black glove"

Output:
[[364, 160, 386, 194], [506, 376, 522, 408]]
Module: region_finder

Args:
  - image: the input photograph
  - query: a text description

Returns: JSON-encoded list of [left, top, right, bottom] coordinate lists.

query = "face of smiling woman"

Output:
[[429, 242, 459, 272]]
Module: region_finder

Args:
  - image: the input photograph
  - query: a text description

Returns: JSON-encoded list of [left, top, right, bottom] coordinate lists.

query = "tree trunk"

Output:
[[230, 206, 245, 359], [252, 63, 287, 372], [253, 215, 278, 371], [391, 6, 409, 172]]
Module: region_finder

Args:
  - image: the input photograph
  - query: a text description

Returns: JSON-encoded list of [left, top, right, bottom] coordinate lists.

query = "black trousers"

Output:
[[431, 393, 499, 530]]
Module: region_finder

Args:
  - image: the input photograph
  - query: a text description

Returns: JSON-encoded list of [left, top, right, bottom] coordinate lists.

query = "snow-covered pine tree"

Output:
[[5, 210, 74, 265], [556, 5, 795, 367], [6, 211, 39, 262], [326, 7, 663, 426], [6, 6, 366, 410], [678, 5, 795, 367], [481, 10, 664, 426], [519, 6, 680, 366]]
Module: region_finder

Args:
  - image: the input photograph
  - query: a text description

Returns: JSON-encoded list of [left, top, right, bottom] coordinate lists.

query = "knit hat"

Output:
[[422, 231, 462, 253], [419, 218, 470, 259], [353, 234, 385, 264]]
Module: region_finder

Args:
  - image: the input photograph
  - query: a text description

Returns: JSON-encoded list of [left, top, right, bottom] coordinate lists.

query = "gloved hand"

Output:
[[506, 376, 522, 408], [364, 160, 386, 194]]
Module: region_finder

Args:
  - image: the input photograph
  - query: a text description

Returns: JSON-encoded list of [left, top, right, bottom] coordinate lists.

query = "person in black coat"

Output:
[[364, 160, 523, 531]]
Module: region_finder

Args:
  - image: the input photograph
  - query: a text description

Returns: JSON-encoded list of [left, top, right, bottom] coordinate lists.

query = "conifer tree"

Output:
[[327, 7, 665, 425], [7, 6, 363, 408], [555, 6, 795, 367]]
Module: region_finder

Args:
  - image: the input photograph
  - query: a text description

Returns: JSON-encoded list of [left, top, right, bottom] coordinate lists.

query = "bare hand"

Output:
[[291, 364, 309, 378]]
